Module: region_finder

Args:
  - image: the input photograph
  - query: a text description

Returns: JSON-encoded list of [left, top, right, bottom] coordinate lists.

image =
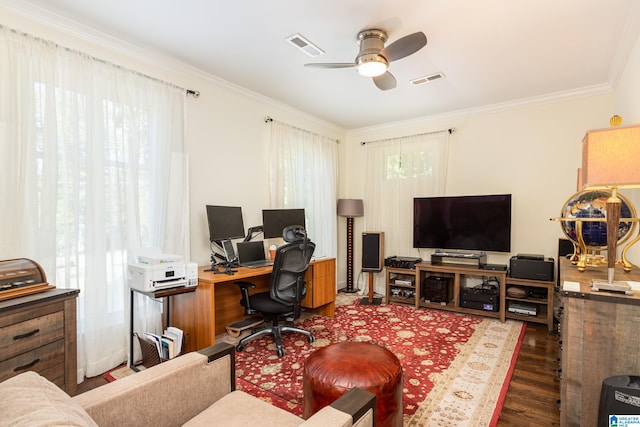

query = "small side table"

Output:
[[128, 286, 195, 369]]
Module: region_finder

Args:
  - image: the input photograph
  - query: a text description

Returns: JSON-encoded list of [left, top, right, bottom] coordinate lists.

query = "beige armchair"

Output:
[[0, 342, 376, 427]]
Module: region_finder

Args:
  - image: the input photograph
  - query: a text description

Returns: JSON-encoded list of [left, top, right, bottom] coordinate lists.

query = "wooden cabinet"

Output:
[[385, 267, 417, 305], [559, 257, 640, 427], [0, 289, 79, 395], [505, 276, 555, 331], [302, 257, 336, 317]]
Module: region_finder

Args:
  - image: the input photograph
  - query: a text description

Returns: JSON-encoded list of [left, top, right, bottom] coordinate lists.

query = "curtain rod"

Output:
[[264, 116, 340, 143], [1, 24, 200, 98], [360, 128, 455, 145]]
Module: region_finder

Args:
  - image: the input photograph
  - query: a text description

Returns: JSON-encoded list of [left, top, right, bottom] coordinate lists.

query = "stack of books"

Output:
[[142, 326, 183, 360]]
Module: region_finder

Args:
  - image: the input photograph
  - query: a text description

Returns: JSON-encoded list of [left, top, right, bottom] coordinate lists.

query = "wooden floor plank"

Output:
[[497, 322, 560, 426]]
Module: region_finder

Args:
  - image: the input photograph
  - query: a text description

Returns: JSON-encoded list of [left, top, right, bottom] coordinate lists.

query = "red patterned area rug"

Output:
[[235, 300, 525, 426]]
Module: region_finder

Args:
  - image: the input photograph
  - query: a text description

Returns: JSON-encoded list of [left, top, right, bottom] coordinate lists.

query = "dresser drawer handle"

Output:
[[13, 328, 40, 340], [14, 358, 40, 372]]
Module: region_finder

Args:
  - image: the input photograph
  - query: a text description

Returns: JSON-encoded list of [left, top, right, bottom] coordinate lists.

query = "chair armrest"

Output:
[[301, 388, 376, 427], [73, 342, 235, 427], [234, 280, 257, 315]]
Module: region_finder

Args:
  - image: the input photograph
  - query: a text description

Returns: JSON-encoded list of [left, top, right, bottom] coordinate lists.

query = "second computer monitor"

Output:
[[262, 208, 305, 239], [206, 205, 246, 243]]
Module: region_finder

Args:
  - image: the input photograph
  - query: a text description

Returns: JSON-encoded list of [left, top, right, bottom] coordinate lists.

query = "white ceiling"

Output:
[[6, 0, 640, 130]]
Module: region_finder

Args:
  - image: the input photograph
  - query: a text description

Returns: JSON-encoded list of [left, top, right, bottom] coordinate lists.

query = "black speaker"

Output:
[[557, 238, 574, 287], [509, 256, 555, 281], [558, 238, 574, 257], [362, 232, 384, 272]]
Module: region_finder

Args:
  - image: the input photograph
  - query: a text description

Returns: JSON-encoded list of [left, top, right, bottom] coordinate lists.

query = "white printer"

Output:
[[128, 253, 198, 292]]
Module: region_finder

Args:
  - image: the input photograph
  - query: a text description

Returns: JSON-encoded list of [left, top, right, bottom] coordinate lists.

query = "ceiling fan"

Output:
[[305, 29, 427, 91]]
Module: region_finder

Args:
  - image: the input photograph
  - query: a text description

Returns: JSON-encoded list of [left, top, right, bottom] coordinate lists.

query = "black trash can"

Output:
[[598, 375, 640, 427]]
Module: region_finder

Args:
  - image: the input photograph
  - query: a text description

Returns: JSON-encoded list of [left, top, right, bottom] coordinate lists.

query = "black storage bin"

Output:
[[422, 276, 452, 303]]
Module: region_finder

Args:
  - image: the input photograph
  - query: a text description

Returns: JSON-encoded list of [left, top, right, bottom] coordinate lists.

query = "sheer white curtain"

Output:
[[267, 120, 338, 258], [364, 131, 450, 294], [0, 25, 189, 379]]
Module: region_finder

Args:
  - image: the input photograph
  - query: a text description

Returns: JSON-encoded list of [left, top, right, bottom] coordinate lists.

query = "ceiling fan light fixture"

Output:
[[357, 54, 388, 77], [358, 61, 387, 77]]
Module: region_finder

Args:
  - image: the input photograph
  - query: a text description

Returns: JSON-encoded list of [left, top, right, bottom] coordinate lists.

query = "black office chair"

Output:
[[234, 225, 316, 357]]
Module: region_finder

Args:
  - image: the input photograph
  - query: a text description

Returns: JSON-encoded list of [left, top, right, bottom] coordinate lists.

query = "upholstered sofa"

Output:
[[0, 342, 376, 427]]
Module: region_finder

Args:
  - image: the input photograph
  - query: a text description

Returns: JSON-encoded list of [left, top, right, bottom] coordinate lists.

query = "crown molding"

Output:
[[347, 83, 614, 136], [2, 0, 629, 136], [0, 0, 344, 134]]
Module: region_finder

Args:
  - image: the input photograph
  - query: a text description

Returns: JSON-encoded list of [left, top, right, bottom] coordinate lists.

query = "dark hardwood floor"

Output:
[[497, 322, 560, 426], [77, 321, 560, 425]]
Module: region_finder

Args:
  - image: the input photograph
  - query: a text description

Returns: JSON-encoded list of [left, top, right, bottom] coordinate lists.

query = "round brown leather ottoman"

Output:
[[303, 341, 403, 427]]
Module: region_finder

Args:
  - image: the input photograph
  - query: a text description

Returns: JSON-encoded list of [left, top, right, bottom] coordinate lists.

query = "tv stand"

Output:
[[385, 261, 555, 330], [386, 262, 506, 323], [431, 250, 487, 267]]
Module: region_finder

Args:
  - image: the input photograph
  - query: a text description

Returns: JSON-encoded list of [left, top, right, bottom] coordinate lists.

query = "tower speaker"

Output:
[[362, 232, 384, 272]]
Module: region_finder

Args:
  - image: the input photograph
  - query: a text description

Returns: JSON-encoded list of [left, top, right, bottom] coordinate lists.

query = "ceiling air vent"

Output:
[[286, 33, 325, 57], [410, 72, 445, 86]]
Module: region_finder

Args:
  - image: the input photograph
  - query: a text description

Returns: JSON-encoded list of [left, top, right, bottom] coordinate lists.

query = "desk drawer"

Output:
[[0, 339, 65, 382], [302, 259, 336, 308], [0, 311, 64, 360]]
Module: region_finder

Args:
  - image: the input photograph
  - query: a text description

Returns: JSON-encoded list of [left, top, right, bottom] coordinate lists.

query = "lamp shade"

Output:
[[582, 125, 640, 189], [337, 199, 364, 217]]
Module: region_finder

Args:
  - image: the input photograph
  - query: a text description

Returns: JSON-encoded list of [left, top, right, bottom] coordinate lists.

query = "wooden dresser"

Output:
[[0, 289, 80, 395], [559, 257, 640, 426]]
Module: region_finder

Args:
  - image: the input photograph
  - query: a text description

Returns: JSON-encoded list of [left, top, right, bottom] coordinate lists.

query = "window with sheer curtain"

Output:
[[364, 132, 450, 294], [267, 120, 338, 259], [0, 25, 189, 379]]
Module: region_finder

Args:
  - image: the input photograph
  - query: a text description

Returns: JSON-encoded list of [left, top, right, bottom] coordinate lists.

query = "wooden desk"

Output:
[[559, 257, 640, 426], [170, 257, 336, 353]]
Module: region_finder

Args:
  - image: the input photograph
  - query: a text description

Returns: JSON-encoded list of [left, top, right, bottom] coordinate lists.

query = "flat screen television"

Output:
[[262, 208, 306, 239], [206, 205, 245, 242], [413, 194, 512, 253]]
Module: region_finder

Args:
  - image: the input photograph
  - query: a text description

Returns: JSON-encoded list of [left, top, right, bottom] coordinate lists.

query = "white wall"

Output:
[[185, 82, 345, 266], [341, 95, 614, 293], [1, 5, 346, 270]]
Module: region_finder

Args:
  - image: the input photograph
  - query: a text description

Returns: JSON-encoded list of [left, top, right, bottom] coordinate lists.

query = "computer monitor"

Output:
[[206, 205, 246, 243], [262, 208, 306, 239]]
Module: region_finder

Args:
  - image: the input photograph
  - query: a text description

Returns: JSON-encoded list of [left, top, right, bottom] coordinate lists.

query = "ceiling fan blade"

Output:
[[380, 32, 427, 62], [373, 71, 397, 91], [304, 62, 356, 69]]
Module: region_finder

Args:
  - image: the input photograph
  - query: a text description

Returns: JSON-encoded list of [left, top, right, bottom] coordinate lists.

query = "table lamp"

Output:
[[581, 122, 640, 292], [337, 199, 364, 293]]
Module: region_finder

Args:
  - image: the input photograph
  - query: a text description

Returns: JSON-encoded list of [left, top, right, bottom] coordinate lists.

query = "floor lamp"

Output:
[[581, 123, 640, 292], [337, 199, 364, 293]]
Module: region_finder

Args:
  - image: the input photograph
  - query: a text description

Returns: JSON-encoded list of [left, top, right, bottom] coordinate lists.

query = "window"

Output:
[[1, 25, 188, 378]]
